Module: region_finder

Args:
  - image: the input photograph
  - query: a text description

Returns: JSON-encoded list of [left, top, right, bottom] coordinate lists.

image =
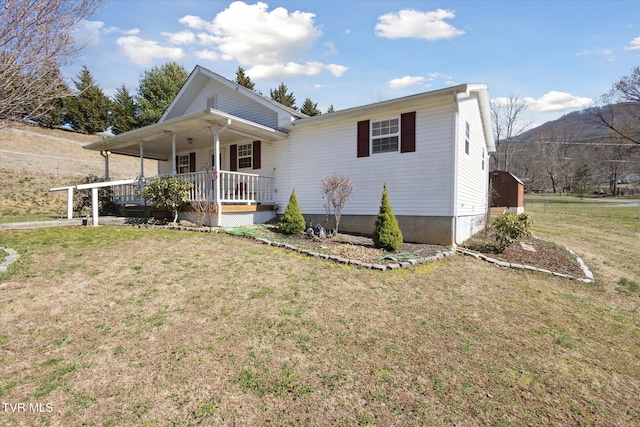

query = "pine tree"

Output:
[[300, 97, 321, 116], [279, 189, 306, 234], [372, 183, 403, 251], [234, 66, 255, 91], [137, 62, 188, 126], [110, 84, 139, 135], [326, 104, 335, 113], [270, 82, 296, 109], [64, 65, 111, 134]]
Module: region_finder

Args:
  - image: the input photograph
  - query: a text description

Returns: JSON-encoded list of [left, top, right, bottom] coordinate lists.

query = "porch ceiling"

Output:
[[84, 109, 289, 161]]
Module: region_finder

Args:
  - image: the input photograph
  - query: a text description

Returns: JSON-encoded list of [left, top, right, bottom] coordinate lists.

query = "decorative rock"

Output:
[[0, 248, 21, 273], [519, 242, 536, 252]]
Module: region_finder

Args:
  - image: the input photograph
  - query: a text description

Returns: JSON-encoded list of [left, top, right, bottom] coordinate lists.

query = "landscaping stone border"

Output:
[[0, 248, 21, 273], [249, 236, 457, 271], [456, 246, 595, 283]]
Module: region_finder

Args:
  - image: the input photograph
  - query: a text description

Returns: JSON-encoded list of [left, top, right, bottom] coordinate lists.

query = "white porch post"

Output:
[[66, 187, 74, 219], [91, 187, 99, 226], [171, 133, 176, 176], [139, 142, 144, 178], [215, 127, 222, 226]]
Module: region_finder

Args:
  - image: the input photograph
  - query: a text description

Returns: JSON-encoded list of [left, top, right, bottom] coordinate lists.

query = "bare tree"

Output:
[[0, 0, 103, 123], [321, 174, 354, 234], [490, 94, 533, 171], [596, 67, 640, 145]]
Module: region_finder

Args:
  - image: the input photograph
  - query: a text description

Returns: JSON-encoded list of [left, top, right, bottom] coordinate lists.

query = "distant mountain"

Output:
[[517, 107, 613, 143]]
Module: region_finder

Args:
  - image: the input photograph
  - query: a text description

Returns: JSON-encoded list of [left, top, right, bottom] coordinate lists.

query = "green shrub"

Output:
[[138, 176, 192, 223], [372, 183, 403, 251], [73, 174, 118, 215], [492, 212, 533, 253], [279, 189, 305, 234]]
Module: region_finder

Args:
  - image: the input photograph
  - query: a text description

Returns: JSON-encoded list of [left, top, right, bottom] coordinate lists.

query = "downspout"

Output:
[[451, 91, 461, 247]]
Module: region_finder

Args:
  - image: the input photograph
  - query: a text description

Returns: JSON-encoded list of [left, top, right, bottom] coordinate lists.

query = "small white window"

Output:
[[371, 118, 399, 154], [238, 143, 252, 169], [178, 154, 190, 174]]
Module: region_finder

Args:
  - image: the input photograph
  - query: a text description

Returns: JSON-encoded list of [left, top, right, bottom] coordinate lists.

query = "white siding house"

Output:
[[84, 66, 495, 245]]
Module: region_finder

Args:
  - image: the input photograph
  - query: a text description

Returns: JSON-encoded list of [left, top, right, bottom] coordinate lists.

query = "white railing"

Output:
[[111, 170, 275, 205], [112, 179, 147, 205], [218, 170, 275, 204]]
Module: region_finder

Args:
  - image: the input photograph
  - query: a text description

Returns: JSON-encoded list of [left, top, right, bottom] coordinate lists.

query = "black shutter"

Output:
[[175, 155, 179, 174], [189, 152, 196, 172], [253, 141, 261, 169], [357, 120, 370, 158], [400, 112, 416, 153], [230, 144, 237, 171]]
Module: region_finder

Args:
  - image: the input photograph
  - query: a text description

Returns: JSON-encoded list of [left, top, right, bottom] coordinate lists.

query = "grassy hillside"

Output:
[[0, 124, 156, 222]]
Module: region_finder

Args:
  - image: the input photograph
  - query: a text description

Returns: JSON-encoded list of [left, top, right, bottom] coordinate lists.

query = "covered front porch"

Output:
[[82, 108, 288, 227]]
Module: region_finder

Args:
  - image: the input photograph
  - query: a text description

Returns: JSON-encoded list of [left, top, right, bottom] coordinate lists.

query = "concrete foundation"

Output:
[[300, 213, 456, 246]]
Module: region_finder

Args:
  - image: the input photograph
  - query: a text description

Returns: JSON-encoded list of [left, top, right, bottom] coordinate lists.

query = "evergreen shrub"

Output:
[[372, 183, 403, 251]]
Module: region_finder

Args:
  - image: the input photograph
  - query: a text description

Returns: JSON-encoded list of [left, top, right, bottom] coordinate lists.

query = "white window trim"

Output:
[[371, 117, 400, 154], [238, 143, 252, 169], [178, 154, 190, 174]]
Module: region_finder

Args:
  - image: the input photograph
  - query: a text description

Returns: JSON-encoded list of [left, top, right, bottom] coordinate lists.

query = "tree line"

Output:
[[18, 63, 334, 135]]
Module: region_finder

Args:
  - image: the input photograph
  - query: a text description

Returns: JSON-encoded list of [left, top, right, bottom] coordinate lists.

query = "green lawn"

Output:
[[525, 194, 640, 219], [1, 216, 639, 426]]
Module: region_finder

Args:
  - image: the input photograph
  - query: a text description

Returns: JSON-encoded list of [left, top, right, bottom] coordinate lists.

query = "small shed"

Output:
[[490, 170, 524, 213]]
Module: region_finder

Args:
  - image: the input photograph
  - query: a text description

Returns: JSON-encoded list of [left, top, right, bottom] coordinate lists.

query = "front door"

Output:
[[209, 147, 226, 171]]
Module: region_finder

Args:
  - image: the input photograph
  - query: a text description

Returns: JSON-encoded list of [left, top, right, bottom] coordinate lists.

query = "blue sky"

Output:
[[66, 0, 640, 126]]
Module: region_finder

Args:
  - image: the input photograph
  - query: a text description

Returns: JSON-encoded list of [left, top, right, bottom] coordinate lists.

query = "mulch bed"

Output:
[[224, 224, 446, 264], [462, 231, 586, 278]]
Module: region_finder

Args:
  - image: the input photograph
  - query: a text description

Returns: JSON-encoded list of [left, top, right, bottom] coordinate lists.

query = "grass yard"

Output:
[[1, 214, 639, 425]]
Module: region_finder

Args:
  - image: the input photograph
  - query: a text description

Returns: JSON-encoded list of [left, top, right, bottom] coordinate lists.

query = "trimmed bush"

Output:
[[492, 212, 532, 253], [372, 183, 403, 251], [138, 176, 192, 223], [279, 189, 306, 234]]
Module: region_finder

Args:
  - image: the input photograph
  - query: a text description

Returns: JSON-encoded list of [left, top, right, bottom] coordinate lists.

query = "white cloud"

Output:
[[247, 61, 325, 79], [162, 30, 196, 45], [325, 63, 347, 77], [375, 9, 465, 40], [175, 1, 346, 79], [116, 36, 185, 65], [77, 20, 104, 46], [194, 49, 220, 61], [388, 75, 425, 89], [624, 35, 640, 50], [179, 15, 211, 31], [576, 48, 615, 61], [323, 41, 339, 56], [104, 26, 140, 36], [494, 91, 595, 113]]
